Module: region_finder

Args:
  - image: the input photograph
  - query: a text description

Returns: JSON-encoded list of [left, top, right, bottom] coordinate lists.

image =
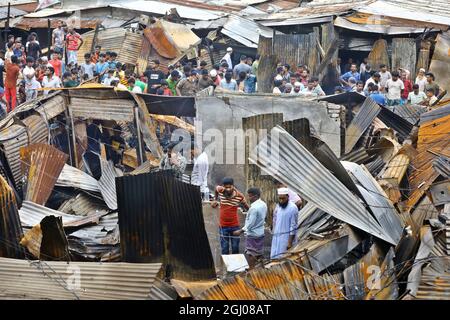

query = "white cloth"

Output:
[[221, 52, 233, 69], [67, 50, 78, 65], [277, 188, 289, 195], [271, 202, 298, 259], [379, 71, 392, 88], [364, 77, 379, 91], [415, 76, 427, 92], [191, 151, 209, 194], [360, 62, 366, 74], [22, 66, 35, 79], [408, 91, 427, 105], [102, 76, 118, 86], [42, 75, 61, 95], [385, 79, 404, 100]]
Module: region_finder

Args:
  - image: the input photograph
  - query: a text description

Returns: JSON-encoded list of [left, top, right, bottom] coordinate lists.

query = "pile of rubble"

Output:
[[198, 96, 450, 300]]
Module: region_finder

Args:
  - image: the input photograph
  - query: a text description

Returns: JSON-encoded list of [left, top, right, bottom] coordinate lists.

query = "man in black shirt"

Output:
[[144, 59, 166, 94]]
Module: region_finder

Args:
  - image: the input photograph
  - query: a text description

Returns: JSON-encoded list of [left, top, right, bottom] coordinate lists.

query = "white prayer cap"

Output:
[[294, 81, 302, 87], [275, 75, 283, 81], [226, 47, 233, 52], [277, 188, 289, 195], [210, 69, 217, 77], [419, 68, 426, 73]]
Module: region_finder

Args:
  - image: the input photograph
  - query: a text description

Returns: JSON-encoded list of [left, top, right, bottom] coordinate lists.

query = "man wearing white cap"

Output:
[[270, 188, 299, 259], [222, 47, 233, 70]]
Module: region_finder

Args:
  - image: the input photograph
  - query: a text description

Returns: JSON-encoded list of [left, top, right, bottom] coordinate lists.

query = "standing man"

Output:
[[385, 71, 404, 106], [191, 143, 209, 200], [176, 71, 198, 96], [159, 141, 187, 179], [270, 188, 299, 260], [233, 188, 267, 268], [252, 54, 260, 75], [4, 55, 20, 112], [233, 55, 252, 79], [222, 47, 233, 70], [339, 63, 360, 87], [66, 27, 83, 66], [379, 64, 391, 92], [143, 59, 166, 94], [424, 72, 440, 97], [212, 177, 249, 255], [42, 66, 61, 95], [49, 52, 62, 78], [95, 53, 109, 80], [52, 21, 66, 56], [80, 53, 95, 80], [400, 71, 412, 104], [91, 45, 101, 64], [274, 180, 302, 209]]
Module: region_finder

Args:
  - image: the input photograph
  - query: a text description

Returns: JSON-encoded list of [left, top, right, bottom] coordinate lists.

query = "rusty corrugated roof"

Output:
[[20, 143, 68, 206]]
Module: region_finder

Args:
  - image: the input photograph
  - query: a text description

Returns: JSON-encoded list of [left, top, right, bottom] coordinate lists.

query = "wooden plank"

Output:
[[368, 39, 390, 70], [416, 40, 431, 74], [256, 54, 277, 93], [391, 38, 417, 76]]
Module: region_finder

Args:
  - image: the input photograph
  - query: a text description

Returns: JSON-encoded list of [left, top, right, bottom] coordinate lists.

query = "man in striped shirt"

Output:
[[212, 177, 249, 255]]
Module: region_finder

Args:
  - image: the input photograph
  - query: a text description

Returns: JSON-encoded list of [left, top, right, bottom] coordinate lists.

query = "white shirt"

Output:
[[364, 77, 379, 91], [22, 66, 35, 78], [221, 52, 233, 69], [191, 152, 209, 194], [385, 79, 404, 100], [380, 71, 392, 88], [408, 91, 427, 105], [102, 76, 118, 86], [131, 86, 143, 93], [273, 87, 281, 94], [360, 62, 366, 74], [42, 75, 61, 95], [415, 76, 427, 92]]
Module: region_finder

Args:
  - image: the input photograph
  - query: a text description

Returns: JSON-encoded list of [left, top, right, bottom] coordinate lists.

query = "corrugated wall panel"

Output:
[[243, 113, 283, 226], [391, 38, 417, 80], [116, 171, 216, 281], [69, 97, 135, 122]]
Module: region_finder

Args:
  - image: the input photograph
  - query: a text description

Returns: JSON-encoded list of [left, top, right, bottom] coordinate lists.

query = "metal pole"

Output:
[[47, 19, 51, 59], [134, 107, 145, 166]]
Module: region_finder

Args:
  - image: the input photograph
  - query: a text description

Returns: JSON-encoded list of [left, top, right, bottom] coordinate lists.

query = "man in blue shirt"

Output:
[[233, 187, 267, 268], [369, 84, 386, 106], [95, 53, 109, 81], [340, 63, 360, 88]]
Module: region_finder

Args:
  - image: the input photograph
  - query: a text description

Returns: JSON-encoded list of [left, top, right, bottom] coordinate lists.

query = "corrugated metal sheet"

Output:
[[119, 31, 143, 65], [345, 97, 381, 154], [0, 6, 27, 19], [433, 155, 450, 179], [420, 103, 450, 125], [0, 257, 163, 300], [197, 260, 345, 300], [343, 243, 386, 300], [20, 143, 68, 206], [357, 0, 450, 26], [243, 113, 283, 226], [410, 195, 439, 232], [342, 162, 404, 245], [377, 106, 414, 141], [56, 164, 100, 193], [392, 38, 417, 76], [159, 19, 201, 52], [0, 124, 28, 185], [110, 1, 225, 21], [249, 125, 397, 244], [116, 171, 216, 281], [144, 25, 180, 59], [35, 94, 67, 121], [272, 31, 320, 76], [221, 14, 273, 48], [334, 16, 426, 34], [19, 200, 108, 228], [68, 213, 118, 242], [0, 175, 24, 258], [392, 104, 427, 125], [58, 193, 107, 216], [365, 247, 399, 300], [99, 159, 121, 210], [69, 97, 135, 122], [429, 180, 450, 206], [22, 114, 48, 145], [407, 113, 450, 210]]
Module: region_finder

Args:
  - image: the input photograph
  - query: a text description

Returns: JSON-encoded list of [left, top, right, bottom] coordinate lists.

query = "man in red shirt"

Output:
[[401, 71, 413, 104], [49, 52, 62, 78], [5, 55, 20, 112], [212, 177, 249, 255], [66, 27, 84, 66]]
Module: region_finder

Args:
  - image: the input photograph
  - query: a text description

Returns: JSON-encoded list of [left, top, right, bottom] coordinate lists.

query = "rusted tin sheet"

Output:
[[367, 39, 390, 71], [20, 143, 68, 206], [0, 175, 24, 258], [116, 171, 216, 281]]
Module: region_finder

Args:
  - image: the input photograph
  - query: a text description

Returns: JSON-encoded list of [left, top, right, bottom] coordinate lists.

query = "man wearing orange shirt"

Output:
[[49, 52, 62, 78], [5, 55, 20, 112], [212, 177, 249, 255]]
